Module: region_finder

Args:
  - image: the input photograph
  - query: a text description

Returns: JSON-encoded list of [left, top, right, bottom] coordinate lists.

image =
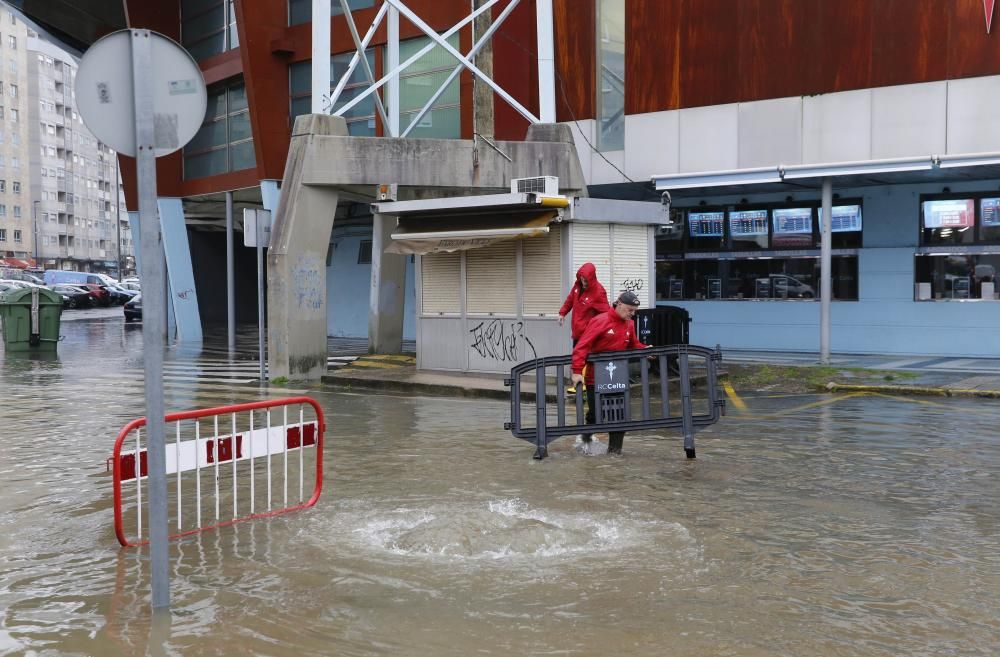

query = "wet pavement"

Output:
[[0, 314, 998, 656]]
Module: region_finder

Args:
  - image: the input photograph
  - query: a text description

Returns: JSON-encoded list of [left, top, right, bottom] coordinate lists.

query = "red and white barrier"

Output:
[[111, 397, 324, 547]]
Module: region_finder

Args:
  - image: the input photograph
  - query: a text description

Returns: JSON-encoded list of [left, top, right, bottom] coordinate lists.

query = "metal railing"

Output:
[[110, 397, 325, 547], [505, 345, 725, 459]]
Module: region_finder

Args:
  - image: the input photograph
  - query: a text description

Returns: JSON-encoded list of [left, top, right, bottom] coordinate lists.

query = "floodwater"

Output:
[[1, 313, 998, 656]]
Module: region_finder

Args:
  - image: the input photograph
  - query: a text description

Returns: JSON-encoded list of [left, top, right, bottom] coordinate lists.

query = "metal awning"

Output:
[[653, 152, 1000, 199], [373, 192, 569, 255]]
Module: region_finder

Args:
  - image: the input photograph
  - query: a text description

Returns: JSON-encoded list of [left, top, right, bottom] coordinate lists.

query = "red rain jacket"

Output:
[[572, 307, 648, 384], [558, 262, 611, 340]]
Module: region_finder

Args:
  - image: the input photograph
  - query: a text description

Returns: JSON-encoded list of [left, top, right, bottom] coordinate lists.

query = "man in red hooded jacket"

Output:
[[571, 290, 648, 454], [558, 262, 611, 346]]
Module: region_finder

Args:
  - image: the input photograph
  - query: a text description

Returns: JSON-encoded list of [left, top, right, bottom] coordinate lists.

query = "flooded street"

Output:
[[1, 314, 998, 656]]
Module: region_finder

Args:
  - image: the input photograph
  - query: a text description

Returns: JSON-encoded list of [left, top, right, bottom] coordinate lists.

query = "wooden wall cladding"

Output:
[[553, 0, 596, 121], [627, 0, 1000, 114]]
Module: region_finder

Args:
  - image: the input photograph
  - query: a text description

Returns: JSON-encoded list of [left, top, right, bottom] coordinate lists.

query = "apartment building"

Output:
[[0, 5, 30, 263], [21, 10, 132, 274]]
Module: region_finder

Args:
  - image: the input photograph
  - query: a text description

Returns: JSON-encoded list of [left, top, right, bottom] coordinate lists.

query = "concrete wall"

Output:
[[578, 74, 1000, 186], [326, 228, 415, 340], [661, 179, 1000, 357], [418, 316, 570, 373]]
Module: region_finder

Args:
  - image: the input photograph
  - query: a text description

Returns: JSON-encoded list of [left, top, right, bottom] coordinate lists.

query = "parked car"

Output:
[[51, 284, 94, 309], [123, 294, 142, 322]]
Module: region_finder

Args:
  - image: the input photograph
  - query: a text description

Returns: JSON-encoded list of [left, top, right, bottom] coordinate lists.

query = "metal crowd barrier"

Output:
[[110, 397, 325, 547], [505, 344, 725, 459]]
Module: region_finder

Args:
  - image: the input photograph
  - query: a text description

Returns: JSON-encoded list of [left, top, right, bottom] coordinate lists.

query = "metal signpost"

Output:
[[76, 30, 206, 610], [243, 208, 271, 381]]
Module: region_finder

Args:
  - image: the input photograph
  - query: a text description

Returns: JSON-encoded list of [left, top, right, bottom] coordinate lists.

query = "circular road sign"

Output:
[[75, 30, 207, 158]]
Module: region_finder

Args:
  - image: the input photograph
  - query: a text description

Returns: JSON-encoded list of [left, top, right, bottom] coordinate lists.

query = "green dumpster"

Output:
[[0, 286, 63, 351]]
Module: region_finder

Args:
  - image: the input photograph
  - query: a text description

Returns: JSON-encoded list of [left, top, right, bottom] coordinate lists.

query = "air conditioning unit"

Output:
[[511, 176, 559, 196]]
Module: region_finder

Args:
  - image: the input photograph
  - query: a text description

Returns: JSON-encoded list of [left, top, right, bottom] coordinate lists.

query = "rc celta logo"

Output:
[[606, 361, 617, 379]]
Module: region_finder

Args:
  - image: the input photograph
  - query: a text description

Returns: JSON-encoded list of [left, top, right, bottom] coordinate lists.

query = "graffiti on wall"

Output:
[[469, 320, 538, 363], [619, 278, 644, 293]]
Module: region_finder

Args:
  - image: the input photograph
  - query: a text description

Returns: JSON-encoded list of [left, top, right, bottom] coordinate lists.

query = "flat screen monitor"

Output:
[[818, 205, 863, 232], [688, 211, 724, 237], [922, 199, 974, 228], [772, 208, 812, 234], [981, 198, 1000, 227], [729, 209, 769, 236]]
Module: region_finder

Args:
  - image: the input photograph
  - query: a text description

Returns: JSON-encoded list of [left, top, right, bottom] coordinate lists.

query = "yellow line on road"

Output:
[[723, 379, 747, 410]]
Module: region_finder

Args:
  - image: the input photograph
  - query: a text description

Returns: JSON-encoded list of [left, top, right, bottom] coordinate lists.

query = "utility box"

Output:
[[0, 286, 63, 351]]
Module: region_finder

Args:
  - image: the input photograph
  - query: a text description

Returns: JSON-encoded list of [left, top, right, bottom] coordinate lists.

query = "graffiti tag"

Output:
[[469, 320, 537, 363], [620, 278, 644, 293]]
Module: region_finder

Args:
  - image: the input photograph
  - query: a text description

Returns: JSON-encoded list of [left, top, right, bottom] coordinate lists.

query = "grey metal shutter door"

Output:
[[421, 252, 461, 315], [521, 226, 562, 316], [611, 224, 650, 306], [571, 223, 612, 292], [467, 240, 517, 314]]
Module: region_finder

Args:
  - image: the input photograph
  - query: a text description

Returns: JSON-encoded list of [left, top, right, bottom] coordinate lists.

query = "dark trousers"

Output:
[[583, 386, 625, 453]]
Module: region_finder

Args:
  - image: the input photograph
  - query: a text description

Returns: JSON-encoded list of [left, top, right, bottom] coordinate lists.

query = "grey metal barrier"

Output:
[[505, 344, 725, 459]]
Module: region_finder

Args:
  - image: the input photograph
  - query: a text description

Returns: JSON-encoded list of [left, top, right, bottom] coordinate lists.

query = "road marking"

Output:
[[722, 379, 747, 410]]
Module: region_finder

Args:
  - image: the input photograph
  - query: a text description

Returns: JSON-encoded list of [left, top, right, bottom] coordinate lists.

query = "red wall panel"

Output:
[[627, 0, 1000, 115]]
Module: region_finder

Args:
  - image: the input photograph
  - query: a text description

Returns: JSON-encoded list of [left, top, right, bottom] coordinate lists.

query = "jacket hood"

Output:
[[576, 262, 598, 288]]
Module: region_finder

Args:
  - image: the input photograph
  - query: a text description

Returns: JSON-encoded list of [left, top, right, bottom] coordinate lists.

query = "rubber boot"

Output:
[[607, 432, 624, 454]]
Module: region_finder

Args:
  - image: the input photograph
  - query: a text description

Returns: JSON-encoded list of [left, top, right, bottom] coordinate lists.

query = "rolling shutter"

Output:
[[467, 240, 517, 314], [421, 252, 460, 315], [571, 223, 612, 292], [611, 224, 650, 306], [521, 225, 562, 316]]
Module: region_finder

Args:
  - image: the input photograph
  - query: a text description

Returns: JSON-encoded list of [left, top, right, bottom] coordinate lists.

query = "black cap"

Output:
[[617, 290, 640, 306]]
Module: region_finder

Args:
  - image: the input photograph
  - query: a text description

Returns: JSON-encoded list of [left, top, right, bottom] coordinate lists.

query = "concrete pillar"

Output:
[[368, 212, 407, 354], [267, 114, 347, 380], [473, 0, 494, 140], [157, 198, 203, 343]]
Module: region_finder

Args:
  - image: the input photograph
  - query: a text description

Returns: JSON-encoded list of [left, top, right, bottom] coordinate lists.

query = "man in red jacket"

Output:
[[571, 290, 648, 455], [558, 262, 611, 346]]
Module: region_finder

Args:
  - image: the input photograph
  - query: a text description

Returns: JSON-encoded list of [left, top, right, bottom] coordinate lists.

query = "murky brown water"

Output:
[[1, 317, 998, 656]]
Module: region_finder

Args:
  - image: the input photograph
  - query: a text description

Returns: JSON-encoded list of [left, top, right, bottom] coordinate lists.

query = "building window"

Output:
[[11, 181, 17, 194], [289, 50, 377, 136], [183, 79, 256, 179], [655, 202, 862, 301], [8, 35, 15, 49], [9, 108, 16, 123], [12, 205, 19, 217], [181, 0, 239, 61], [914, 194, 1000, 300], [596, 0, 625, 151], [357, 239, 372, 264], [13, 229, 20, 242], [393, 35, 461, 138], [289, 0, 374, 26], [8, 84, 16, 98], [0, 228, 5, 241]]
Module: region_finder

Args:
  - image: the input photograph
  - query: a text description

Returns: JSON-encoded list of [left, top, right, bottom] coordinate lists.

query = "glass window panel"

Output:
[[186, 119, 227, 152], [400, 70, 460, 112], [228, 0, 239, 49], [332, 50, 375, 87], [290, 96, 311, 123], [345, 116, 376, 136], [289, 61, 311, 94], [186, 34, 226, 61], [397, 35, 458, 76], [184, 149, 227, 178], [333, 85, 376, 120], [183, 0, 219, 14], [229, 140, 256, 171], [182, 5, 225, 44], [399, 105, 460, 139], [228, 111, 252, 142], [228, 84, 248, 112], [289, 0, 374, 26], [597, 0, 625, 151]]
